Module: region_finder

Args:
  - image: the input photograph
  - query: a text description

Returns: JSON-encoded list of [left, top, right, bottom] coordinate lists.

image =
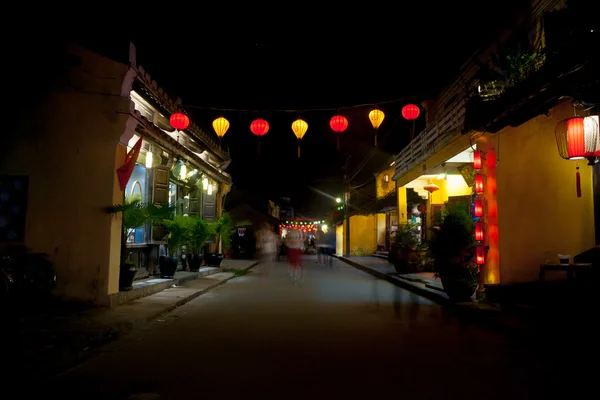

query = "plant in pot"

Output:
[[161, 215, 192, 278], [206, 212, 232, 267], [188, 216, 210, 272], [388, 223, 420, 274], [105, 194, 173, 291], [429, 203, 479, 302]]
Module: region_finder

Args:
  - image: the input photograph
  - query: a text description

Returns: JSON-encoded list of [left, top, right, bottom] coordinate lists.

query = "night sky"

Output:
[[19, 2, 525, 216]]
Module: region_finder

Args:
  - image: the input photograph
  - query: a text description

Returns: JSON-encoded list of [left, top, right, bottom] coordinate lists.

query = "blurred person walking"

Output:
[[316, 225, 336, 267], [255, 222, 278, 277], [285, 226, 304, 283]]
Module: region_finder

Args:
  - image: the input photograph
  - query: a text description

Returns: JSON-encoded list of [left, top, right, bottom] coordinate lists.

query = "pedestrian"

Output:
[[255, 222, 278, 276], [316, 225, 336, 267], [285, 226, 304, 283]]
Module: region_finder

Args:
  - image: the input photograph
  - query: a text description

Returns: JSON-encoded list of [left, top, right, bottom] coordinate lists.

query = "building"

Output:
[[0, 42, 232, 305], [391, 0, 598, 294]]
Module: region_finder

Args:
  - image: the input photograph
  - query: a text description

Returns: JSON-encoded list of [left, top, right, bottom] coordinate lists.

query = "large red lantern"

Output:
[[402, 104, 420, 120], [555, 116, 600, 197], [475, 221, 484, 241], [476, 245, 485, 265], [250, 118, 270, 154], [170, 112, 190, 131], [473, 150, 482, 170], [330, 115, 348, 151], [475, 173, 484, 193], [474, 198, 483, 217]]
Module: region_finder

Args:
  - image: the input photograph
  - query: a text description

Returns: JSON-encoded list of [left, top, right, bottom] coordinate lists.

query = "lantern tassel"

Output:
[[257, 138, 260, 155], [337, 134, 340, 152], [374, 131, 378, 147], [298, 143, 301, 158], [576, 166, 581, 198]]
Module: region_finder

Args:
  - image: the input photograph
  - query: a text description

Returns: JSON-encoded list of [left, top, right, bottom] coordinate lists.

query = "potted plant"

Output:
[[105, 194, 173, 290], [206, 212, 232, 267], [161, 215, 191, 278], [388, 223, 420, 274], [429, 203, 479, 302], [188, 217, 209, 271]]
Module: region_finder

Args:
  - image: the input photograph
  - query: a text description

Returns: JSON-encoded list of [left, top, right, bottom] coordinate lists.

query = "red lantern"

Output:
[[473, 150, 482, 169], [474, 198, 483, 217], [401, 104, 420, 120], [170, 112, 190, 130], [475, 173, 484, 193], [476, 245, 485, 265], [330, 115, 348, 151], [250, 119, 270, 137], [475, 221, 484, 241]]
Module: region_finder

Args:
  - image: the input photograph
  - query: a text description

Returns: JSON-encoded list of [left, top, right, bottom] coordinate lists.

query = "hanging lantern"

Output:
[[423, 182, 440, 193], [292, 118, 309, 158], [250, 118, 270, 154], [401, 104, 420, 121], [555, 116, 600, 197], [369, 108, 385, 146], [475, 221, 484, 241], [212, 116, 230, 144], [473, 150, 482, 170], [170, 112, 190, 131], [330, 115, 348, 151], [474, 198, 483, 217], [475, 173, 484, 193], [476, 245, 485, 265]]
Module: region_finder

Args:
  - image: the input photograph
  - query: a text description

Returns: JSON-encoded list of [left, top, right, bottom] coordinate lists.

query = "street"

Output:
[[25, 256, 582, 399]]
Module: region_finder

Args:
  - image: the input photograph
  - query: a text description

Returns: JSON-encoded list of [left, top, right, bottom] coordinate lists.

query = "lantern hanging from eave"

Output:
[[369, 108, 385, 146], [475, 221, 484, 241], [291, 118, 308, 158], [170, 112, 190, 131], [423, 182, 439, 194], [555, 116, 600, 197], [473, 150, 482, 170], [250, 118, 270, 154], [212, 116, 230, 146], [475, 173, 484, 193], [330, 115, 348, 151], [476, 245, 485, 265]]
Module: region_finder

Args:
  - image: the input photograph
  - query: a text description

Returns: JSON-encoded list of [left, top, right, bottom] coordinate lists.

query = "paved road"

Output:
[[24, 256, 584, 399]]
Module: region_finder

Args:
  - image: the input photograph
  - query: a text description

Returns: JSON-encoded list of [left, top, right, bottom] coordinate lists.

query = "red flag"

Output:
[[117, 135, 144, 190]]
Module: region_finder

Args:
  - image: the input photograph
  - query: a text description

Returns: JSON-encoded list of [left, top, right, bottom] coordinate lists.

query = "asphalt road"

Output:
[[24, 256, 586, 399]]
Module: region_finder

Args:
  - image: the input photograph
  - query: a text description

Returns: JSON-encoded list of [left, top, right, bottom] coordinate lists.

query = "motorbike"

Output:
[[0, 245, 56, 302]]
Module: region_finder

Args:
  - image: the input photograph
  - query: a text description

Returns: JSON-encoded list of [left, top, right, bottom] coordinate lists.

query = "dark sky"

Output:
[[25, 2, 526, 216]]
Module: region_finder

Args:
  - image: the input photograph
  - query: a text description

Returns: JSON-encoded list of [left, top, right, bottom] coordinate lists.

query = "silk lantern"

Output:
[[250, 118, 270, 154], [555, 116, 600, 197], [212, 116, 230, 146], [170, 112, 190, 131], [402, 104, 420, 139], [473, 150, 482, 169], [330, 115, 348, 151], [476, 245, 485, 265], [475, 173, 484, 193], [292, 118, 308, 158], [369, 108, 385, 146], [475, 221, 484, 241], [474, 198, 483, 217]]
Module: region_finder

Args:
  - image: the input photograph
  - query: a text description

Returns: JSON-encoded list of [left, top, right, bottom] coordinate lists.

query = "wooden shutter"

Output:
[[189, 186, 201, 217], [151, 166, 170, 241], [203, 191, 216, 221]]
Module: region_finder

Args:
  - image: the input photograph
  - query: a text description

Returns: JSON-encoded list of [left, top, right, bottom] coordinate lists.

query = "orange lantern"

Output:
[[476, 245, 485, 265], [423, 182, 440, 193], [474, 198, 483, 217], [250, 118, 270, 154], [555, 116, 600, 197], [369, 108, 385, 146], [292, 118, 308, 158], [475, 221, 484, 241], [475, 173, 484, 193], [212, 116, 230, 144], [330, 115, 348, 151], [473, 150, 482, 169], [170, 112, 189, 130]]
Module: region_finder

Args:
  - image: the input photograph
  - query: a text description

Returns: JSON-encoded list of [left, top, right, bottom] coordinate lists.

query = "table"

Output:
[[538, 263, 593, 282]]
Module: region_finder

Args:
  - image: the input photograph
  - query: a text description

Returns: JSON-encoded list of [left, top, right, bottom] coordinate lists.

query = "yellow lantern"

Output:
[[291, 118, 309, 158], [369, 108, 385, 146], [212, 117, 230, 145]]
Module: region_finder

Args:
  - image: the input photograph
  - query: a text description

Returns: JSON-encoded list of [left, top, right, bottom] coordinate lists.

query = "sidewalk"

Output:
[[10, 259, 259, 381]]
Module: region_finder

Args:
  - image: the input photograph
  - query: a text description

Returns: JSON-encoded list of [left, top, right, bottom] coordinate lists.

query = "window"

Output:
[[125, 164, 148, 244]]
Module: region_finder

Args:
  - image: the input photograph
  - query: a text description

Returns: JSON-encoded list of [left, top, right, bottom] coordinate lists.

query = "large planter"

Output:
[[188, 254, 203, 272], [205, 253, 224, 267], [119, 266, 137, 291], [159, 256, 178, 278], [440, 277, 477, 302], [225, 249, 233, 259], [389, 247, 415, 274]]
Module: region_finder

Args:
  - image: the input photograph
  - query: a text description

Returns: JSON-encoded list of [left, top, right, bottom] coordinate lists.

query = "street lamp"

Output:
[[336, 197, 342, 203]]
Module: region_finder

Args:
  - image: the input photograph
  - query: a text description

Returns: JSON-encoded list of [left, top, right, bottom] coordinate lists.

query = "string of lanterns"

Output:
[[281, 220, 325, 232], [473, 150, 485, 266], [167, 104, 422, 157]]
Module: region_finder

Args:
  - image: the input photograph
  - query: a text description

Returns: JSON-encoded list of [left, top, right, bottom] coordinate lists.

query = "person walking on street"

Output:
[[285, 226, 304, 283], [255, 222, 278, 277]]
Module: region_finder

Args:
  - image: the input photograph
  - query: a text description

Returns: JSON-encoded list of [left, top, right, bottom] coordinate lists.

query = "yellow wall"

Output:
[[336, 224, 344, 255], [349, 215, 377, 255], [397, 186, 408, 223], [376, 213, 386, 247], [0, 45, 129, 304], [376, 167, 395, 199], [494, 100, 595, 283]]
